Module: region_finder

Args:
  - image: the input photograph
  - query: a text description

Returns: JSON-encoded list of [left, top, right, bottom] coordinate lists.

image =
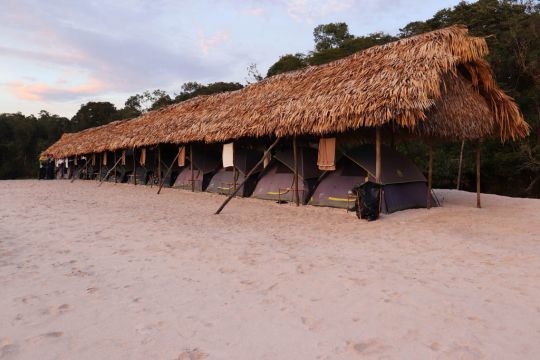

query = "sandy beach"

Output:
[[1, 180, 539, 359]]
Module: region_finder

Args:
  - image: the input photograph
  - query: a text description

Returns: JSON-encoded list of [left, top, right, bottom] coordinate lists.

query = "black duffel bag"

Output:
[[352, 181, 382, 221]]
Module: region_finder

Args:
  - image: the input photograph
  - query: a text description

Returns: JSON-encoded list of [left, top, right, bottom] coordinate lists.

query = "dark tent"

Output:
[[309, 144, 437, 213], [206, 145, 263, 197], [251, 147, 320, 203], [172, 144, 221, 191]]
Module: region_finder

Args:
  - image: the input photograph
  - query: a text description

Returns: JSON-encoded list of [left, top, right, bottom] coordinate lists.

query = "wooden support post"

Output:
[[133, 148, 137, 185], [98, 156, 123, 187], [427, 144, 433, 209], [114, 151, 117, 183], [232, 165, 237, 193], [157, 151, 180, 195], [457, 140, 465, 190], [293, 136, 300, 206], [190, 144, 195, 192], [476, 140, 481, 208], [98, 153, 103, 182], [157, 145, 162, 184], [375, 127, 381, 184], [216, 138, 281, 215]]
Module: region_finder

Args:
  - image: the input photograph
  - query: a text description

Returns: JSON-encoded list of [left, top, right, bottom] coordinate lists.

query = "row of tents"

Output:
[[46, 141, 435, 214], [41, 26, 529, 216]]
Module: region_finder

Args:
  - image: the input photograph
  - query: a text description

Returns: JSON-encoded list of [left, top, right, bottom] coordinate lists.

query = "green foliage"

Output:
[[313, 22, 354, 51], [266, 53, 307, 77], [174, 81, 244, 103]]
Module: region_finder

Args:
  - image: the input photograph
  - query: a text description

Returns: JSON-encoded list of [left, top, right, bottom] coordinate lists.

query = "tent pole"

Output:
[[190, 144, 195, 192], [98, 156, 123, 187], [476, 139, 481, 208], [375, 127, 381, 184], [133, 147, 137, 185], [157, 150, 180, 195], [216, 137, 281, 215], [457, 140, 465, 190], [293, 136, 300, 206], [427, 144, 433, 209]]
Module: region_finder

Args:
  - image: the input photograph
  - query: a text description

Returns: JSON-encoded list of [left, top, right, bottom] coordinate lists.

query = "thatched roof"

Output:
[[42, 25, 528, 159]]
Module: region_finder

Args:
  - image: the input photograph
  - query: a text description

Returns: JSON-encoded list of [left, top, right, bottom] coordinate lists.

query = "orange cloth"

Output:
[[121, 150, 126, 166], [178, 146, 186, 167], [102, 152, 107, 166], [92, 154, 96, 166], [317, 137, 336, 171], [140, 148, 146, 166]]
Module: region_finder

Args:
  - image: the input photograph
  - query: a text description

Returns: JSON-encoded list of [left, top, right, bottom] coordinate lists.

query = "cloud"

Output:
[[11, 78, 106, 101], [286, 0, 355, 22], [242, 7, 266, 17], [198, 30, 230, 56]]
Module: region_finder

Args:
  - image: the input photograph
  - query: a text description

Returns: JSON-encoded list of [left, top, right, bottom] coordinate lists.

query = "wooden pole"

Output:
[[133, 148, 137, 185], [232, 165, 237, 193], [216, 138, 281, 215], [114, 151, 117, 183], [457, 140, 465, 190], [190, 144, 195, 192], [375, 127, 381, 184], [157, 145, 162, 184], [157, 151, 180, 195], [293, 136, 300, 206], [427, 144, 433, 209], [476, 140, 481, 208], [98, 156, 123, 187], [98, 153, 103, 181]]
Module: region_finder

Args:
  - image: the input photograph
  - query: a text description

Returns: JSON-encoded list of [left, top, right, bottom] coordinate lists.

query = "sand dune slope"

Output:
[[1, 180, 539, 359]]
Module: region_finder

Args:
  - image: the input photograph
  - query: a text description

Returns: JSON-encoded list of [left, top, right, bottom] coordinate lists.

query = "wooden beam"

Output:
[[98, 152, 102, 182], [293, 136, 300, 206], [215, 138, 281, 215], [98, 156, 123, 187], [476, 140, 481, 208], [190, 144, 195, 192], [427, 144, 433, 209], [157, 150, 180, 195], [456, 140, 465, 190], [157, 145, 162, 184], [114, 151, 117, 183], [133, 148, 137, 185], [375, 127, 381, 184]]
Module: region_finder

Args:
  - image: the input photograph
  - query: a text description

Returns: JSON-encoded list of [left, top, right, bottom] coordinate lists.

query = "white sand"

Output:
[[1, 180, 539, 359]]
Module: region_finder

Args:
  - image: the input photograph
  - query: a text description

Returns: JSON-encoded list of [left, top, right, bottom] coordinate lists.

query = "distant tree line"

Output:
[[0, 0, 538, 197]]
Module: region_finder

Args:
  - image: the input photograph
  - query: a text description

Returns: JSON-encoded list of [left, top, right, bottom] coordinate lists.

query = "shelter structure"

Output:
[[172, 144, 221, 191], [40, 26, 529, 213]]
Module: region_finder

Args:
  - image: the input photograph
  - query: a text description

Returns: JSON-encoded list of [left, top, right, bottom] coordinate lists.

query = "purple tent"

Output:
[[172, 144, 221, 191], [309, 145, 437, 213], [251, 147, 320, 203]]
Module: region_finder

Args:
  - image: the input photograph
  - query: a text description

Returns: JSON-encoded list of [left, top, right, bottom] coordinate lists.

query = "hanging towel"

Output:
[[103, 152, 107, 166], [263, 151, 271, 168], [317, 137, 336, 171], [91, 154, 96, 166], [121, 150, 126, 165], [222, 142, 234, 168], [178, 146, 186, 167], [65, 158, 69, 168], [140, 148, 146, 166]]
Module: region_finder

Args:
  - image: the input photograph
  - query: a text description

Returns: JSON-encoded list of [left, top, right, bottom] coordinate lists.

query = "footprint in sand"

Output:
[[26, 332, 64, 344], [347, 339, 390, 356], [177, 348, 207, 360], [0, 338, 19, 359]]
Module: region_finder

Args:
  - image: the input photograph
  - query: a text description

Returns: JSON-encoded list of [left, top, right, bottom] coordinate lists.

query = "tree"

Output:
[[174, 81, 243, 103], [313, 22, 354, 51], [70, 102, 118, 131], [245, 63, 263, 84], [266, 53, 307, 77]]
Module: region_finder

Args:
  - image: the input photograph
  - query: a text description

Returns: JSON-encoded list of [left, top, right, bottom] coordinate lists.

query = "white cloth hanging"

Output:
[[222, 142, 234, 168]]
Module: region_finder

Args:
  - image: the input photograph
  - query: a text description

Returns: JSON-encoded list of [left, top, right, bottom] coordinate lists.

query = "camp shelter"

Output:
[[172, 144, 221, 191], [309, 144, 436, 213], [251, 146, 320, 203], [206, 144, 263, 197]]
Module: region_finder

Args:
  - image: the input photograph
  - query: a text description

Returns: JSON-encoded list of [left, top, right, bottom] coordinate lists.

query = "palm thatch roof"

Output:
[[42, 25, 528, 159]]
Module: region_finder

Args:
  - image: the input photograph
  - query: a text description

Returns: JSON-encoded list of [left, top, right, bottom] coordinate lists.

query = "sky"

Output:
[[0, 0, 465, 118]]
